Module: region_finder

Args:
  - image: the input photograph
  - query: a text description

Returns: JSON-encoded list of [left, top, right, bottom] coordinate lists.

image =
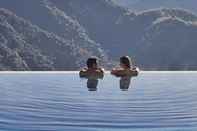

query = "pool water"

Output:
[[0, 72, 197, 131]]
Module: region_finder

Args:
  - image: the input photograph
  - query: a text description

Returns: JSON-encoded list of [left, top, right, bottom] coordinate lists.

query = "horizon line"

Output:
[[0, 71, 197, 74]]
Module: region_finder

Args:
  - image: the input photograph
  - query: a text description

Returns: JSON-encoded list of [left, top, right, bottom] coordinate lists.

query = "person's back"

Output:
[[111, 56, 139, 77], [79, 57, 104, 79]]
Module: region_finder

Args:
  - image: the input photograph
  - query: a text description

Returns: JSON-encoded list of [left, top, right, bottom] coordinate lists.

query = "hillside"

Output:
[[0, 0, 109, 70], [138, 16, 197, 70], [51, 0, 197, 70], [113, 0, 197, 14], [0, 9, 105, 70], [0, 0, 197, 70]]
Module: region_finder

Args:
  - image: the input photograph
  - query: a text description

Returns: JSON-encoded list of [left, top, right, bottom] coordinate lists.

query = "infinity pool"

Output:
[[0, 72, 197, 131]]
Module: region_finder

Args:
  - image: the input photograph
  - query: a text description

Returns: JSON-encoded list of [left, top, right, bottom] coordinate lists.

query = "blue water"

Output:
[[0, 72, 197, 131]]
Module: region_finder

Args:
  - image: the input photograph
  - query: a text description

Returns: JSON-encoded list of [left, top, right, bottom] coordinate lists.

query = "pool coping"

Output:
[[0, 71, 197, 74]]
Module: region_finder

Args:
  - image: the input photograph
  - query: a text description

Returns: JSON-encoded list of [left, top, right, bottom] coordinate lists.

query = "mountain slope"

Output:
[[0, 0, 109, 70], [51, 0, 197, 70], [0, 0, 197, 70], [138, 17, 197, 70], [0, 8, 90, 70], [50, 0, 136, 57], [113, 0, 197, 14]]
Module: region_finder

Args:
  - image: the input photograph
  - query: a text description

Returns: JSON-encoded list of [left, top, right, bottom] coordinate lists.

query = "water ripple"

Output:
[[0, 72, 197, 131]]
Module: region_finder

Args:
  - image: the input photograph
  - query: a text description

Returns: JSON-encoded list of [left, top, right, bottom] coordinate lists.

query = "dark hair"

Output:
[[120, 56, 131, 68], [87, 57, 98, 68]]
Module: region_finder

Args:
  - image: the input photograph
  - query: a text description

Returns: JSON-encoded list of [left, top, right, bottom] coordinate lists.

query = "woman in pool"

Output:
[[111, 56, 139, 77], [79, 57, 104, 79]]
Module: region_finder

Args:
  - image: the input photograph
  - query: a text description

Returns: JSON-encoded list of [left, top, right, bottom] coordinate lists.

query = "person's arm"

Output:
[[98, 68, 104, 73], [79, 68, 88, 78], [111, 68, 118, 76], [111, 68, 127, 77], [111, 67, 140, 77], [80, 68, 104, 79], [129, 67, 140, 77], [96, 68, 104, 79]]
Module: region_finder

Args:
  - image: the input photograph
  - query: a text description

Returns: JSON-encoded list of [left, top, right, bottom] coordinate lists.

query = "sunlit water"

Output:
[[0, 72, 197, 131]]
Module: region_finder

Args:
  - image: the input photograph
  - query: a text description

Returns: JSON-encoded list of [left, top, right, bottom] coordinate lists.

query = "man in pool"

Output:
[[79, 57, 104, 79], [111, 56, 139, 77]]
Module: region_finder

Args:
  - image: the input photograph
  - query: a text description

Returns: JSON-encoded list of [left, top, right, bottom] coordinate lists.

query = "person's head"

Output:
[[87, 57, 98, 69], [120, 56, 132, 69]]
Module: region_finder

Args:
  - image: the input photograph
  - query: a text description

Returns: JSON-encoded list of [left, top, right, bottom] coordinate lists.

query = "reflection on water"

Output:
[[85, 76, 132, 91], [120, 76, 131, 91], [79, 73, 103, 91], [87, 78, 99, 91]]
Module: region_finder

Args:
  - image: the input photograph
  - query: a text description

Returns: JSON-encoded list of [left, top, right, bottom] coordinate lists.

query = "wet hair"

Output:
[[87, 57, 98, 68], [120, 56, 131, 68]]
